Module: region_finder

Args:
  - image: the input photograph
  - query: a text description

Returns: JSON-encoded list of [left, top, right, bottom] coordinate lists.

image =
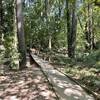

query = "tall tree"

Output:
[[0, 0, 4, 44], [16, 0, 26, 69], [66, 0, 77, 58], [44, 0, 52, 50], [84, 2, 95, 50]]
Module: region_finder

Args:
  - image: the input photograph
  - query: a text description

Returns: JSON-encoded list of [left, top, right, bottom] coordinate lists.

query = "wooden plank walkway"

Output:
[[31, 53, 95, 100]]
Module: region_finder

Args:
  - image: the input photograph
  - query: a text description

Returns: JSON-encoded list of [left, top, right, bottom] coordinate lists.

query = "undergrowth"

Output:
[[51, 50, 100, 95]]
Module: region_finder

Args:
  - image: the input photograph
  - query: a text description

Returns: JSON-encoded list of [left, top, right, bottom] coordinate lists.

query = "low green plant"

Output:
[[0, 45, 5, 64], [4, 35, 19, 70]]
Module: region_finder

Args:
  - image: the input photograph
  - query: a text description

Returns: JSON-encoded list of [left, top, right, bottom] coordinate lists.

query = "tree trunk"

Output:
[[85, 3, 94, 51], [16, 0, 26, 69], [66, 0, 77, 58], [49, 35, 52, 49], [0, 0, 4, 44], [45, 0, 52, 50], [70, 2, 77, 57]]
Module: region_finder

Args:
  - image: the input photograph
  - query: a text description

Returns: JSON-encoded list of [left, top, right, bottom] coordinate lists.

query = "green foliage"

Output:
[[83, 50, 100, 65], [0, 45, 5, 64], [65, 65, 100, 92], [4, 35, 19, 69], [3, 0, 14, 33], [24, 0, 66, 50]]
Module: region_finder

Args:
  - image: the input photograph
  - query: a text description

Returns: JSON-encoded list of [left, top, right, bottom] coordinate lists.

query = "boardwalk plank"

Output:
[[31, 54, 95, 100]]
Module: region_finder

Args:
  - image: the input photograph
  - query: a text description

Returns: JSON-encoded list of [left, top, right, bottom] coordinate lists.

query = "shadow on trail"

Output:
[[0, 63, 56, 100], [31, 54, 95, 100]]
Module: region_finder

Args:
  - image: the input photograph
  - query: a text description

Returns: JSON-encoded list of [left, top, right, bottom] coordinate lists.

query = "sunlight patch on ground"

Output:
[[0, 65, 56, 100], [64, 88, 82, 96]]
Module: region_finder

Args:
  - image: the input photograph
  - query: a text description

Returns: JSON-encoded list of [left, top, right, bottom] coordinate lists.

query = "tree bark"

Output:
[[45, 0, 52, 50], [66, 0, 77, 58], [85, 3, 94, 50], [0, 0, 4, 44], [70, 2, 77, 57], [16, 0, 26, 69]]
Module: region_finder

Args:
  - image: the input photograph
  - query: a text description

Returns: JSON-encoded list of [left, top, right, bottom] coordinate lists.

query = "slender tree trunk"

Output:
[[66, 0, 71, 57], [85, 3, 94, 50], [0, 0, 4, 44], [58, 0, 61, 18], [70, 2, 77, 57], [13, 0, 18, 48], [49, 35, 52, 49], [45, 0, 51, 50], [88, 3, 92, 50], [91, 5, 95, 49], [66, 0, 77, 58], [16, 0, 26, 69]]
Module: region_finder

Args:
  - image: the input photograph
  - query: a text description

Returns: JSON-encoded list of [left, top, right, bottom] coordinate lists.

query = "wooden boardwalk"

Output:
[[31, 53, 95, 100]]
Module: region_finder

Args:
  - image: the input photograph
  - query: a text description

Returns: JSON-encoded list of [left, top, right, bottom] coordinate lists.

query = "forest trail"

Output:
[[31, 53, 95, 100], [0, 58, 57, 100]]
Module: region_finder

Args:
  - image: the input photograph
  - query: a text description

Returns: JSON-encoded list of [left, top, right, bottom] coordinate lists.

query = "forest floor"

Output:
[[0, 51, 99, 100], [0, 62, 57, 100]]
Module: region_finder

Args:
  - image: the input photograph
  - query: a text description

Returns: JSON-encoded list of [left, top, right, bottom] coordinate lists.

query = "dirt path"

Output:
[[0, 63, 57, 100]]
